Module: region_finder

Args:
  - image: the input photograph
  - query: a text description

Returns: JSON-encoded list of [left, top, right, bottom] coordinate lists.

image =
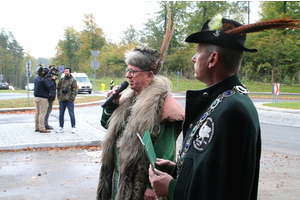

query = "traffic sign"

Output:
[[90, 60, 100, 69], [59, 65, 64, 73], [91, 50, 100, 58], [274, 83, 280, 95], [26, 59, 31, 71]]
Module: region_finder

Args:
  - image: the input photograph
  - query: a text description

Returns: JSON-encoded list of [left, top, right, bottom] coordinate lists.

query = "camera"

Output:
[[62, 88, 68, 94], [36, 64, 59, 80]]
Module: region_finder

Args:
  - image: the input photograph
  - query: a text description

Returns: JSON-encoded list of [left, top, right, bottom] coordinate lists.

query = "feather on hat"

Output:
[[125, 2, 176, 74], [185, 15, 300, 52]]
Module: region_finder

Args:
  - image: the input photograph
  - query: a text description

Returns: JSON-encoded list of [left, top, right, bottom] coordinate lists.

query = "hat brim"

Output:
[[185, 31, 257, 53]]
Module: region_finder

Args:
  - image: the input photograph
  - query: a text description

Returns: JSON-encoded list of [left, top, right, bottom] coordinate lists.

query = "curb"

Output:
[[0, 140, 102, 151], [0, 100, 105, 113]]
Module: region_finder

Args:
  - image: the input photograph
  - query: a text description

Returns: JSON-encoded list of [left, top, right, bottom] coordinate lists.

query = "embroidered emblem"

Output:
[[193, 117, 214, 152], [213, 30, 220, 37]]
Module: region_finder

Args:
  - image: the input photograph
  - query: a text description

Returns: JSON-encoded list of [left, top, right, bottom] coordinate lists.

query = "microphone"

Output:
[[101, 81, 129, 108]]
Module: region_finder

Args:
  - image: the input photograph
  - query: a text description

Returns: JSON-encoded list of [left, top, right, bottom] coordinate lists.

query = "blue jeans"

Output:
[[59, 101, 75, 128]]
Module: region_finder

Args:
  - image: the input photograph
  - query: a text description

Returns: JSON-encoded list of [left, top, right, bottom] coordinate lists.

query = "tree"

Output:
[[78, 13, 106, 74], [121, 25, 140, 45]]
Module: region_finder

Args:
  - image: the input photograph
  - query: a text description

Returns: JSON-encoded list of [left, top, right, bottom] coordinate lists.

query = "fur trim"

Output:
[[97, 76, 181, 200]]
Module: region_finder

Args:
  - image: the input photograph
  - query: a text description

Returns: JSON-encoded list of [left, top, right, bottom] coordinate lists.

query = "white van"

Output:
[[61, 72, 92, 94], [71, 72, 92, 94]]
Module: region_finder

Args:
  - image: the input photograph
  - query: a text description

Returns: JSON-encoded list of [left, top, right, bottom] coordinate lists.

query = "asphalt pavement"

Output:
[[0, 91, 299, 151]]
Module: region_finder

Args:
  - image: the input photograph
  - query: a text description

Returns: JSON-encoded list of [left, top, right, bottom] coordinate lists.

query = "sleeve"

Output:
[[43, 77, 51, 90], [168, 179, 177, 200], [70, 79, 78, 101], [100, 102, 119, 129], [57, 79, 62, 100], [154, 122, 178, 161], [147, 122, 179, 189]]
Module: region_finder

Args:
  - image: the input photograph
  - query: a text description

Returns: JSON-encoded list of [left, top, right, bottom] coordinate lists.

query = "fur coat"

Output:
[[97, 76, 184, 200]]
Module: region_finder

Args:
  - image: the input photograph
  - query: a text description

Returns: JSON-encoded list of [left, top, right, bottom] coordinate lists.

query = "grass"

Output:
[[0, 94, 105, 109], [0, 77, 299, 110], [263, 102, 300, 110]]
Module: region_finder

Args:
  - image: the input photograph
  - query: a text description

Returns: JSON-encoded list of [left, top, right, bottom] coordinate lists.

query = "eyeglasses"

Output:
[[125, 68, 145, 77]]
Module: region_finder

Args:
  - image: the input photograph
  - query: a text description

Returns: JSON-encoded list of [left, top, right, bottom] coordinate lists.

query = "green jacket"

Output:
[[169, 74, 261, 200], [57, 75, 78, 101], [101, 102, 181, 163]]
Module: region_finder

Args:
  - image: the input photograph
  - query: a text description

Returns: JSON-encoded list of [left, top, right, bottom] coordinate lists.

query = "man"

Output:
[[96, 46, 184, 200], [96, 4, 182, 199], [110, 77, 114, 90], [56, 67, 78, 133], [44, 65, 58, 130], [149, 16, 262, 199], [34, 64, 53, 133]]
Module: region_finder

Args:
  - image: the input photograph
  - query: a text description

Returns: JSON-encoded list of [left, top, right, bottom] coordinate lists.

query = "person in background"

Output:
[[56, 67, 78, 133], [34, 64, 53, 133], [110, 77, 115, 90], [44, 65, 58, 130], [96, 4, 184, 200]]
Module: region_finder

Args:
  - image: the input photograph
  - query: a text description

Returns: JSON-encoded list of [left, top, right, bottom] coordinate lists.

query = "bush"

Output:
[[292, 77, 296, 85], [283, 75, 291, 85]]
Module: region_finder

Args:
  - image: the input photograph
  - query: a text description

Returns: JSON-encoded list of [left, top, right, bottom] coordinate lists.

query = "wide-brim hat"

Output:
[[185, 18, 258, 52]]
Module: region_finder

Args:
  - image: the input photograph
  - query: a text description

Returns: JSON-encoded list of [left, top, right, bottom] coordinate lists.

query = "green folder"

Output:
[[137, 130, 157, 172]]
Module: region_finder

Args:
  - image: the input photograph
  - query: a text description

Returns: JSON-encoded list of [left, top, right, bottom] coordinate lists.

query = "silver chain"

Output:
[[176, 85, 248, 178]]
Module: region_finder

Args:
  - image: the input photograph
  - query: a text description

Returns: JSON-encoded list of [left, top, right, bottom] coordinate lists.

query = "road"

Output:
[[0, 96, 299, 199]]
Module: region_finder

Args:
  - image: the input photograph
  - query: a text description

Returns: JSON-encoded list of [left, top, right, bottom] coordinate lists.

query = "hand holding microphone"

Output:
[[101, 81, 129, 108]]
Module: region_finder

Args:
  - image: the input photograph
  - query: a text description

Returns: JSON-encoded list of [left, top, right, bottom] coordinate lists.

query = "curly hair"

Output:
[[124, 46, 163, 75]]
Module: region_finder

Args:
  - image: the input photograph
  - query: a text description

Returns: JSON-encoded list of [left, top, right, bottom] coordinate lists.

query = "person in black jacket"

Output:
[[44, 65, 58, 130], [34, 64, 53, 133], [149, 15, 262, 200]]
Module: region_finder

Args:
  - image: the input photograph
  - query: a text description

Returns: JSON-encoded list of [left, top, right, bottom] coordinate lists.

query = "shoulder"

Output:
[[70, 75, 77, 82], [160, 94, 185, 123]]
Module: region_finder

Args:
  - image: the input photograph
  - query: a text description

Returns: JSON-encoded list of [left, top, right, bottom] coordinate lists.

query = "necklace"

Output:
[[176, 85, 248, 178]]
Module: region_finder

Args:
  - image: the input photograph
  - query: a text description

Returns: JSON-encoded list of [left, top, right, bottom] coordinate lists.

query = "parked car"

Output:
[[9, 86, 15, 90], [0, 82, 9, 90], [25, 83, 35, 91]]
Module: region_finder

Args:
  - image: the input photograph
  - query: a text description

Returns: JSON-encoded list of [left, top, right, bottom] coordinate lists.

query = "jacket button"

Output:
[[203, 92, 209, 98], [189, 124, 193, 129]]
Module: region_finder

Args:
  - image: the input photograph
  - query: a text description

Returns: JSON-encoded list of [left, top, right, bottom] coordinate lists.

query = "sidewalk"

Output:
[[0, 93, 299, 151]]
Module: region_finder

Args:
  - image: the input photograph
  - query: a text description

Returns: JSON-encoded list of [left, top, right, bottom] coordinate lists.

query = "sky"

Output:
[[1, 0, 158, 58], [1, 0, 260, 59]]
